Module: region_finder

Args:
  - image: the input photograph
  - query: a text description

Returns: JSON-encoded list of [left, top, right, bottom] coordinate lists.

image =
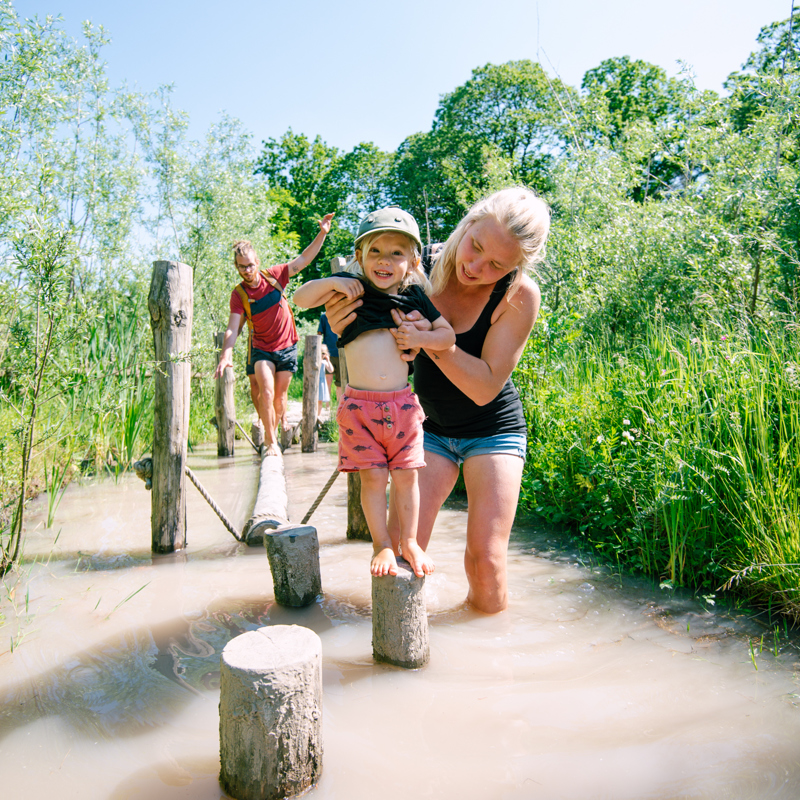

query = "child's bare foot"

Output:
[[264, 442, 282, 457], [371, 547, 398, 577], [402, 540, 435, 577]]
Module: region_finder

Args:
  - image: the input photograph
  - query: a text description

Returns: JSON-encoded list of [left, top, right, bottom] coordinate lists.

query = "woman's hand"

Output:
[[324, 287, 364, 335]]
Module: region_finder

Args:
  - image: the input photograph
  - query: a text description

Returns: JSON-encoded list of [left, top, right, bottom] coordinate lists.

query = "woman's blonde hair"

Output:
[[344, 231, 431, 294], [430, 187, 550, 298]]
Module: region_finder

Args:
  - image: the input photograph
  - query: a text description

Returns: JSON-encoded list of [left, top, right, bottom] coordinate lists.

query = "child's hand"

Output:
[[329, 278, 364, 301], [319, 213, 334, 234], [391, 308, 432, 332], [393, 321, 423, 350]]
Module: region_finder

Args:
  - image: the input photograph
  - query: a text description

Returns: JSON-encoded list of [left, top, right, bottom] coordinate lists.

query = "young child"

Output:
[[318, 344, 334, 419], [293, 207, 455, 577]]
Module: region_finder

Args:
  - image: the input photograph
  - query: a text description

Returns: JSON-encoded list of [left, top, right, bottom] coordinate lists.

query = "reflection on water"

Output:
[[2, 443, 800, 799]]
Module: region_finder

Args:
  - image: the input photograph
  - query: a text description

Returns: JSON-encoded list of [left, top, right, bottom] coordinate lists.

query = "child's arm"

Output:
[[393, 315, 455, 353], [293, 275, 364, 309], [286, 213, 334, 277]]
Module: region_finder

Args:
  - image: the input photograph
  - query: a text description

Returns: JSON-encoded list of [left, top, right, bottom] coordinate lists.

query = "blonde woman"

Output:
[[325, 187, 549, 613]]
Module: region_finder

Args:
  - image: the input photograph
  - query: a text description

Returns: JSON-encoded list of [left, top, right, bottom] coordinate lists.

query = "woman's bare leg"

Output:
[[462, 453, 524, 614]]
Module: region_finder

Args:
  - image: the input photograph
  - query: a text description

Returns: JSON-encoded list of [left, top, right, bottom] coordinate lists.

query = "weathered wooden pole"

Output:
[[302, 334, 320, 453], [251, 420, 265, 450], [148, 260, 193, 554], [372, 559, 429, 668], [214, 332, 235, 457], [338, 350, 371, 541], [219, 625, 323, 800]]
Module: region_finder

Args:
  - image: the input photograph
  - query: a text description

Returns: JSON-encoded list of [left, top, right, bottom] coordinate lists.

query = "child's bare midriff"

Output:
[[342, 329, 410, 391]]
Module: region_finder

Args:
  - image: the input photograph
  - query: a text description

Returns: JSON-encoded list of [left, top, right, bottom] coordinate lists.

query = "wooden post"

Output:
[[264, 524, 322, 607], [338, 349, 371, 541], [302, 334, 320, 453], [372, 559, 429, 668], [219, 625, 323, 800], [214, 332, 235, 457], [251, 420, 264, 449], [148, 260, 193, 554]]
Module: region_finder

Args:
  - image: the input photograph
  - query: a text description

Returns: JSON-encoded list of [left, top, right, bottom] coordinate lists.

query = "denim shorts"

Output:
[[246, 344, 298, 375], [423, 429, 527, 466]]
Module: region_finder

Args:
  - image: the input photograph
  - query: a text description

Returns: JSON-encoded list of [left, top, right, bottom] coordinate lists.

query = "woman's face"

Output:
[[454, 217, 521, 287]]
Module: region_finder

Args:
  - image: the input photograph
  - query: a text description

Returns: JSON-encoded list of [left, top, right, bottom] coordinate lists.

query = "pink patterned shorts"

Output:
[[336, 384, 426, 472]]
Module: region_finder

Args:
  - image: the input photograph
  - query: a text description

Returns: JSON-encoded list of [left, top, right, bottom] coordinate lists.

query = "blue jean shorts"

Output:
[[246, 344, 298, 375], [423, 430, 527, 466]]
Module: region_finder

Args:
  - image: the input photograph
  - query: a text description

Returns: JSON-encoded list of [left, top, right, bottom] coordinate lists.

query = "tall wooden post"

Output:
[[337, 332, 371, 540], [214, 332, 235, 456], [148, 260, 193, 554], [302, 334, 320, 453]]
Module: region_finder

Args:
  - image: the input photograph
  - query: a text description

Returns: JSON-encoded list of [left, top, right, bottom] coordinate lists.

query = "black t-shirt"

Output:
[[338, 274, 442, 347]]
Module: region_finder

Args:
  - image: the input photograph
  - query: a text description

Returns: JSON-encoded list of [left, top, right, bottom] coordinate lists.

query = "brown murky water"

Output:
[[2, 442, 800, 799]]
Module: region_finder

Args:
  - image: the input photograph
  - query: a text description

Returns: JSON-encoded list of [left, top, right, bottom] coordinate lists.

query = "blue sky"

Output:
[[12, 0, 794, 153]]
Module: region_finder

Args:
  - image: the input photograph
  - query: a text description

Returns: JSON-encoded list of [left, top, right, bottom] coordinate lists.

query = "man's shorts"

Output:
[[423, 430, 527, 466], [336, 384, 425, 472], [246, 344, 298, 376], [330, 356, 342, 388]]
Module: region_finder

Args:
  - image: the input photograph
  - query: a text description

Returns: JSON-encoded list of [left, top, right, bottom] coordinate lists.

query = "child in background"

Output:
[[293, 207, 455, 577], [318, 344, 334, 419]]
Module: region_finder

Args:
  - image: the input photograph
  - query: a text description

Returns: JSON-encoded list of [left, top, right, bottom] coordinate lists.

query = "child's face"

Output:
[[356, 232, 417, 294]]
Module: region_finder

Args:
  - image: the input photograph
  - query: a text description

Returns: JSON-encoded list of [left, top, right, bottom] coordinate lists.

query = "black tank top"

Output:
[[415, 269, 526, 438]]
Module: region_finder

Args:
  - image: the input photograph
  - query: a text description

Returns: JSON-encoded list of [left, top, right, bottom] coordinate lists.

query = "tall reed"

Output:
[[517, 317, 800, 617]]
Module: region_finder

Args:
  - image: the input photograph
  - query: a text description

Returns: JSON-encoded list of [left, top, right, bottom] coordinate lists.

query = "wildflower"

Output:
[[645, 417, 655, 425], [596, 434, 605, 444], [623, 418, 631, 426], [622, 430, 635, 442]]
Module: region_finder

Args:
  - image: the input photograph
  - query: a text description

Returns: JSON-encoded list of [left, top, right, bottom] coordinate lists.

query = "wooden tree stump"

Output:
[[148, 260, 193, 554], [302, 334, 320, 453], [265, 524, 322, 607], [372, 558, 429, 669], [219, 625, 323, 800], [214, 332, 235, 457]]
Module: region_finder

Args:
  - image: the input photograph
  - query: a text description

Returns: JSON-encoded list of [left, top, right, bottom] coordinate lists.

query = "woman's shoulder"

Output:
[[493, 273, 540, 325]]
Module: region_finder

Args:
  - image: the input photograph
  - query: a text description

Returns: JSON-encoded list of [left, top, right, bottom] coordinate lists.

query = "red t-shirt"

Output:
[[229, 263, 297, 352]]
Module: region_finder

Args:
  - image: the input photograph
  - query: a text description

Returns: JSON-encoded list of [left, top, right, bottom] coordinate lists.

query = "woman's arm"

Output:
[[427, 277, 541, 406]]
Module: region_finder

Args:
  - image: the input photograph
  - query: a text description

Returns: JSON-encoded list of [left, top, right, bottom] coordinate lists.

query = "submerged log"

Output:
[[219, 625, 323, 800], [242, 450, 289, 546], [148, 260, 193, 554]]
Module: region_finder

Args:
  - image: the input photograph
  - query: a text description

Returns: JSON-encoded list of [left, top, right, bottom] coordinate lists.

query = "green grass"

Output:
[[516, 317, 800, 619]]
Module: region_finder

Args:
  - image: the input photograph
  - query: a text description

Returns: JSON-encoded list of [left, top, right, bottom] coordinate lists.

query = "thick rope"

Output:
[[185, 466, 243, 541], [234, 420, 261, 455], [301, 467, 340, 524]]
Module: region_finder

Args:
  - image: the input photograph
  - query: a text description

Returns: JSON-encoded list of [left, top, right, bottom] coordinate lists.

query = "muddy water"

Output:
[[2, 443, 800, 799]]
